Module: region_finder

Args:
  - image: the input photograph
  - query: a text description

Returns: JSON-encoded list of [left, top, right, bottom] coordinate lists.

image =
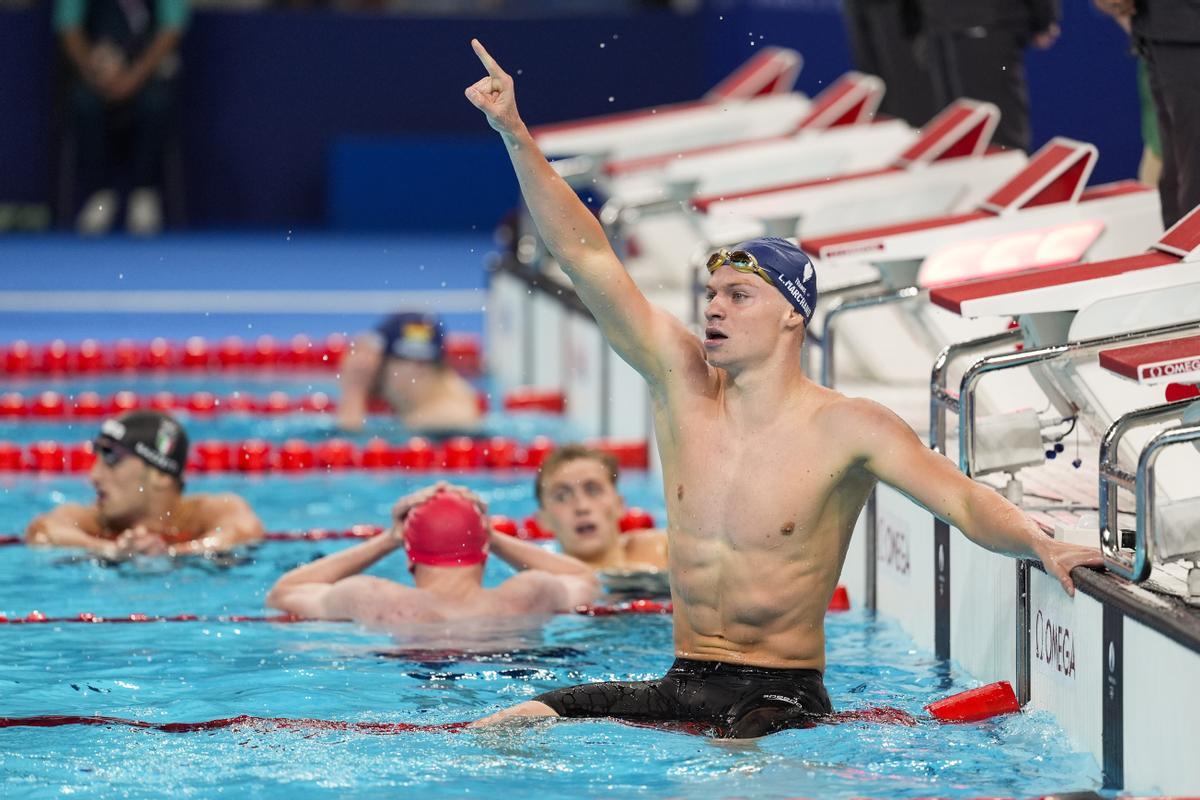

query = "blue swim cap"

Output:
[[375, 312, 445, 363], [735, 237, 818, 324]]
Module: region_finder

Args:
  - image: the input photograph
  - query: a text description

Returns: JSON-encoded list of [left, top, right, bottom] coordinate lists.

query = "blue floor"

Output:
[[0, 232, 492, 343]]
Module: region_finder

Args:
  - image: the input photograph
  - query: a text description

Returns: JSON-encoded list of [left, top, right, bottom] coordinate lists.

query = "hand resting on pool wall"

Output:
[[265, 483, 599, 628], [24, 410, 264, 560], [466, 39, 1104, 738]]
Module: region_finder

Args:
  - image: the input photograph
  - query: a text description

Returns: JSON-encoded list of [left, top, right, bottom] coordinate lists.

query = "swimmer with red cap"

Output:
[[336, 311, 481, 434], [466, 39, 1103, 737], [266, 483, 600, 627], [26, 410, 263, 559]]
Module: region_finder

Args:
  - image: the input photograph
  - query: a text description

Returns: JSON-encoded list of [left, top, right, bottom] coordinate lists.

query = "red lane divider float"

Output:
[[0, 589, 854, 623], [0, 714, 468, 735], [0, 510, 659, 547], [0, 436, 648, 474], [0, 684, 1023, 735], [0, 387, 568, 420], [0, 601, 672, 625], [0, 334, 482, 378]]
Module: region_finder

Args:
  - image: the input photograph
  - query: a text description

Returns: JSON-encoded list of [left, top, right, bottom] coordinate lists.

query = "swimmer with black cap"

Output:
[[465, 39, 1104, 737], [26, 410, 263, 559], [266, 482, 599, 628], [336, 311, 481, 434]]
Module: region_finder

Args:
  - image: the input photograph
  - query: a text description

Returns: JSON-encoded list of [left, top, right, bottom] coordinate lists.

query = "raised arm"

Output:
[[464, 39, 700, 387], [488, 528, 600, 609], [840, 398, 1103, 595], [265, 528, 404, 619], [336, 334, 384, 432]]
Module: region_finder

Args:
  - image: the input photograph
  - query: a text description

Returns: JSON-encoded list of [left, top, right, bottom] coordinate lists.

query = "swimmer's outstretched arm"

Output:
[[465, 40, 702, 386], [841, 398, 1103, 596]]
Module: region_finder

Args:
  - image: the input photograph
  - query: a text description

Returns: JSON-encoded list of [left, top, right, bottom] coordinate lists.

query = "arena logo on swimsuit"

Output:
[[1033, 609, 1076, 679]]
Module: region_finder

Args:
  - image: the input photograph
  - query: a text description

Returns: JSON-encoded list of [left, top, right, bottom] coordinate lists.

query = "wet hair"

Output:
[[535, 445, 620, 506]]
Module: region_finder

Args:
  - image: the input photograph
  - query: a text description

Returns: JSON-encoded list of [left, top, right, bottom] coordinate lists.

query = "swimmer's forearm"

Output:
[[25, 515, 105, 550], [488, 532, 593, 576], [271, 532, 399, 589], [500, 126, 614, 273], [959, 486, 1046, 559]]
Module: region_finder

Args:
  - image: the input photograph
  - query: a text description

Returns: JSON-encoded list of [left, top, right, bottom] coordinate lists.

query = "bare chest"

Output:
[[666, 412, 847, 550]]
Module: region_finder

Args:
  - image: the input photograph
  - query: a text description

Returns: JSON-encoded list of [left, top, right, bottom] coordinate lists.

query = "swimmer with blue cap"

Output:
[[336, 311, 481, 434], [465, 39, 1105, 737], [266, 483, 599, 630]]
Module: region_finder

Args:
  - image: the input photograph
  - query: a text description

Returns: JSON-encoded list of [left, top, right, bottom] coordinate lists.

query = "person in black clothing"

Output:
[[55, 0, 189, 235], [841, 0, 937, 128], [918, 0, 1060, 152], [1097, 0, 1200, 228]]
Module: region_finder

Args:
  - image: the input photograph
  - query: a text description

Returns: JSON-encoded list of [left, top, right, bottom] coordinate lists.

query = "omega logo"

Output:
[[1034, 609, 1076, 679], [1141, 357, 1200, 380], [878, 518, 910, 576]]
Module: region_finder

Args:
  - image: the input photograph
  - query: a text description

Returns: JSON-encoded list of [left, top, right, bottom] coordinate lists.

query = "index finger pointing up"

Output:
[[471, 38, 505, 78]]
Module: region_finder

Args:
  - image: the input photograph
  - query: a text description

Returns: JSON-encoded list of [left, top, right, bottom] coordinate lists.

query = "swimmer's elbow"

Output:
[[561, 573, 601, 609]]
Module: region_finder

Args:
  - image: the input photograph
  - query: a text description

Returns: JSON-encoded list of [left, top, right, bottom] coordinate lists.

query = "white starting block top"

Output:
[[800, 137, 1103, 259], [601, 71, 886, 177], [532, 46, 802, 142], [929, 205, 1200, 318], [1099, 334, 1200, 385], [691, 98, 1000, 213]]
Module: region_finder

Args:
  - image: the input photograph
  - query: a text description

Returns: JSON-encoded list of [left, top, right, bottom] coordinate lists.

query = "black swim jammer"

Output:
[[535, 657, 832, 739]]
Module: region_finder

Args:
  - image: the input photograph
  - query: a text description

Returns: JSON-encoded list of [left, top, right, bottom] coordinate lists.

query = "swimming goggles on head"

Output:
[[706, 248, 775, 286], [93, 439, 134, 468]]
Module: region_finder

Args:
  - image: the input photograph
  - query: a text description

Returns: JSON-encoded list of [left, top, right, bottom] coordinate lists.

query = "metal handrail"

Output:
[[928, 329, 1023, 454], [1099, 401, 1200, 581], [818, 285, 922, 389], [952, 319, 1200, 477]]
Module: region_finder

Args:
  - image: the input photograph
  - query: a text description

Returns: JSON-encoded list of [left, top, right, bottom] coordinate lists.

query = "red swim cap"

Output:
[[403, 490, 489, 567]]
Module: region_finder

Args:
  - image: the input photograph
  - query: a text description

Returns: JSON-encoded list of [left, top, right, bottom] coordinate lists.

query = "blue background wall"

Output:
[[0, 0, 1142, 231]]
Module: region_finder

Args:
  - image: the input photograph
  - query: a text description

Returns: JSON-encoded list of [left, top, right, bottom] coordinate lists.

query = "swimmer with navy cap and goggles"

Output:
[[266, 482, 599, 631], [336, 311, 482, 434], [26, 410, 263, 560], [465, 39, 1105, 738]]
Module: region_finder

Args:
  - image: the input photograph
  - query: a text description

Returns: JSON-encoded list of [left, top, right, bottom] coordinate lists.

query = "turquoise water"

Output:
[[0, 476, 1103, 799], [0, 375, 578, 445], [0, 410, 1103, 798]]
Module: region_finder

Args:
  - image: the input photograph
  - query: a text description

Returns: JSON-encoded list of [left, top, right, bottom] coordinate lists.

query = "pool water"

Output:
[[0, 406, 1104, 798], [0, 374, 579, 445]]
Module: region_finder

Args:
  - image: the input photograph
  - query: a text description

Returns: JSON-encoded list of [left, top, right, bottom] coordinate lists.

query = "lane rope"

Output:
[[0, 387, 566, 420], [0, 334, 481, 377], [0, 600, 674, 625], [0, 436, 649, 474]]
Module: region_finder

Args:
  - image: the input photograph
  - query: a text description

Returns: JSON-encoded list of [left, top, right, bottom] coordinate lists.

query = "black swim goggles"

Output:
[[93, 438, 134, 468], [706, 248, 776, 286]]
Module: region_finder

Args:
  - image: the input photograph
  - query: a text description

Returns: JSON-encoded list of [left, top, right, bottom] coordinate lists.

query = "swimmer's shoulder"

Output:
[[27, 502, 103, 540], [621, 528, 669, 563], [813, 393, 919, 457]]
